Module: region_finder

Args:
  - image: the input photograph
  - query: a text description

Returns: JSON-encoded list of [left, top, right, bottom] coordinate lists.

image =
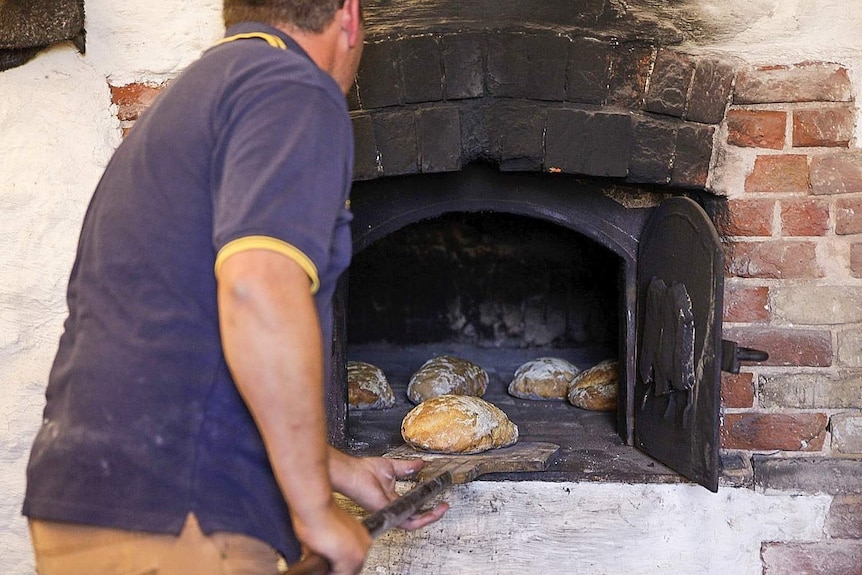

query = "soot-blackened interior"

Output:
[[348, 212, 618, 348], [345, 212, 682, 482]]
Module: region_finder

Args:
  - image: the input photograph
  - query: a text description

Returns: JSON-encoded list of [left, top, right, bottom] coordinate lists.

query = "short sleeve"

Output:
[[211, 69, 351, 289]]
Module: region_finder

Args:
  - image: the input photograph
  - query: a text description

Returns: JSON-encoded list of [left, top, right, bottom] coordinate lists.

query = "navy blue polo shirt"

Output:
[[22, 22, 354, 561]]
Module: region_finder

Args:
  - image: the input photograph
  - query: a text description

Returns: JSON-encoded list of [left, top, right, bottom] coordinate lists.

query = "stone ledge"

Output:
[[672, 122, 714, 188], [566, 37, 611, 105], [687, 55, 740, 124], [417, 107, 462, 173], [352, 31, 661, 112], [628, 116, 675, 183], [355, 40, 403, 108], [442, 33, 485, 100]]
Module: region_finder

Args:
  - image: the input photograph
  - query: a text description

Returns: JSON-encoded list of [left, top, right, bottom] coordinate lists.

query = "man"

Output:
[[22, 1, 446, 574]]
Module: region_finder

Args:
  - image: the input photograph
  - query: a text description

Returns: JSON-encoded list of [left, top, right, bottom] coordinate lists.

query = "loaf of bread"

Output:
[[347, 361, 395, 410], [401, 394, 519, 454], [567, 359, 619, 411], [508, 357, 580, 401], [406, 355, 488, 404]]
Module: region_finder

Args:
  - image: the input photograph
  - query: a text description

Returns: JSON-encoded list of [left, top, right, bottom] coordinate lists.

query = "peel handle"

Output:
[[288, 471, 452, 575]]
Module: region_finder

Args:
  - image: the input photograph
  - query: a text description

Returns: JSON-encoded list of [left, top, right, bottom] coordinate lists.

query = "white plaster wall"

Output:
[[691, 0, 862, 145], [348, 482, 831, 575], [0, 1, 859, 573], [0, 2, 222, 571], [694, 0, 862, 66], [0, 47, 117, 573]]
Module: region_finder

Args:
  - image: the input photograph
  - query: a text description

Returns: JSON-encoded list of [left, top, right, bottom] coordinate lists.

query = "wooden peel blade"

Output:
[[288, 442, 559, 575], [387, 441, 561, 483]]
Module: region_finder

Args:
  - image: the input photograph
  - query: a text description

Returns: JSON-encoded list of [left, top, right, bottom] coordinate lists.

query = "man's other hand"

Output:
[[328, 449, 449, 530]]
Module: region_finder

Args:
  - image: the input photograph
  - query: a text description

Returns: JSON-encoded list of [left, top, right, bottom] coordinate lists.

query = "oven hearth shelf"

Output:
[[345, 343, 684, 484]]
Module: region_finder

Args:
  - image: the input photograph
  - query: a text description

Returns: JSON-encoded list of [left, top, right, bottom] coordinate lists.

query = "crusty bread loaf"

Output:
[[401, 394, 519, 454], [347, 361, 395, 410], [567, 359, 619, 411], [406, 355, 488, 404], [508, 357, 580, 401]]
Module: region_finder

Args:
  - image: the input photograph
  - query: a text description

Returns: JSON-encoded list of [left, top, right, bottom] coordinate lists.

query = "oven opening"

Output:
[[344, 210, 680, 482]]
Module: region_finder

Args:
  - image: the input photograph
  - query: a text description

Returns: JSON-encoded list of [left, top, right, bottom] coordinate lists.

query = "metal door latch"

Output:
[[721, 339, 769, 374]]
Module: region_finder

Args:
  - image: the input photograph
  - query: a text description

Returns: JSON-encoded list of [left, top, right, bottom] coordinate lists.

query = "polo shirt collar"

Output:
[[223, 22, 313, 62]]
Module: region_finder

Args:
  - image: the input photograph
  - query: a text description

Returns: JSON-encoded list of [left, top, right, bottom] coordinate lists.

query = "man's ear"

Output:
[[341, 0, 362, 48]]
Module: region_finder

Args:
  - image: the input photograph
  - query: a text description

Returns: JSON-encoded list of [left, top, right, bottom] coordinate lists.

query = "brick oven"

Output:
[[336, 164, 741, 491], [107, 1, 862, 571], [327, 2, 764, 493]]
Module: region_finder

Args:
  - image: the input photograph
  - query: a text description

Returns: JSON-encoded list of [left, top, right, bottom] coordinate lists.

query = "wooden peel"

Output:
[[386, 440, 560, 482], [288, 441, 559, 575]]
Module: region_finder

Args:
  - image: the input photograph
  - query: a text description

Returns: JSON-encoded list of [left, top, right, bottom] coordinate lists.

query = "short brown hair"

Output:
[[223, 0, 344, 33]]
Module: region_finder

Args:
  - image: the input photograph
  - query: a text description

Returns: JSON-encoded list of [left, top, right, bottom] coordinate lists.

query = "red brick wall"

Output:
[[110, 83, 164, 135], [719, 64, 862, 573], [719, 62, 861, 462]]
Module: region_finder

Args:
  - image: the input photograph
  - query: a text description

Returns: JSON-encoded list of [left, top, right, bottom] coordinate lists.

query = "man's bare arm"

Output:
[[217, 249, 369, 574]]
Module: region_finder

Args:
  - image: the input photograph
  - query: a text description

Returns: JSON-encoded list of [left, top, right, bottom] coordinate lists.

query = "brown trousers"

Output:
[[28, 513, 284, 575]]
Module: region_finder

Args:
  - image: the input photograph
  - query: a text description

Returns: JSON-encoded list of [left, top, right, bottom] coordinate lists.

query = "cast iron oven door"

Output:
[[636, 196, 724, 492]]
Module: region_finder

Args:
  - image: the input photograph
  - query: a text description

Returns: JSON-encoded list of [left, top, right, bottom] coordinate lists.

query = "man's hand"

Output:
[[328, 448, 449, 530], [290, 499, 371, 575]]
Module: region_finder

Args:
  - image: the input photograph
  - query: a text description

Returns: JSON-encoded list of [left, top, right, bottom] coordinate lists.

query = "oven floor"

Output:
[[345, 343, 685, 484]]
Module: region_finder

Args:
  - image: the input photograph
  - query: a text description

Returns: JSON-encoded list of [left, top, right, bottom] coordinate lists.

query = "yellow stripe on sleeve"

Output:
[[215, 236, 320, 294]]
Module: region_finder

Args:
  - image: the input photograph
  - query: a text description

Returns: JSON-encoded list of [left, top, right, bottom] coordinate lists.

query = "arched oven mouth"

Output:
[[329, 163, 749, 491]]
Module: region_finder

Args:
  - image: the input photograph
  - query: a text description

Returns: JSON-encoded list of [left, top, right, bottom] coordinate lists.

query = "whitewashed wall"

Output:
[[0, 2, 859, 574], [0, 2, 222, 571], [345, 483, 831, 575]]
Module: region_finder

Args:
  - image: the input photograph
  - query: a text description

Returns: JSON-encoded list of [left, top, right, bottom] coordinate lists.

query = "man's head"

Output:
[[224, 0, 345, 33], [224, 0, 364, 95]]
